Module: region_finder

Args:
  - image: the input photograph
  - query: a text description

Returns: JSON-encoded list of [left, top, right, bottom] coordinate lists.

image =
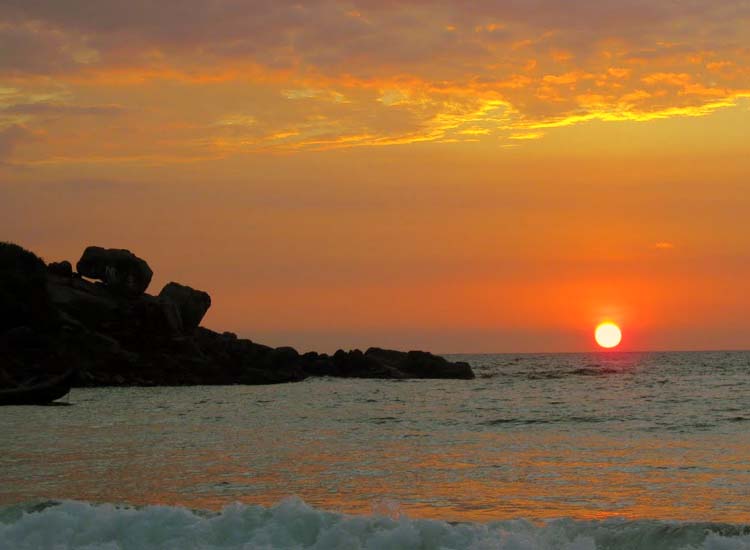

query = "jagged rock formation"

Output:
[[0, 242, 475, 387]]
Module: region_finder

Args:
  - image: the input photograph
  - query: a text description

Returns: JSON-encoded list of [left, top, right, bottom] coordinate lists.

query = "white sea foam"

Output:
[[1, 498, 750, 550]]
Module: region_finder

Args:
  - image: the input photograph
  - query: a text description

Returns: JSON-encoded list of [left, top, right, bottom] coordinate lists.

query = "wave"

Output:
[[477, 367, 626, 380], [2, 498, 750, 550], [479, 415, 606, 426]]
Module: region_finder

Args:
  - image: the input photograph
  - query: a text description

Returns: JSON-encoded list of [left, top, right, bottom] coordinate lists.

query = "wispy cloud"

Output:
[[1, 102, 126, 116], [0, 123, 33, 161], [0, 0, 749, 158]]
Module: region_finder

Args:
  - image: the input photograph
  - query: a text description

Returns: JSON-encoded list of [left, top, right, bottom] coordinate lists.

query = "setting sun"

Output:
[[595, 322, 622, 349]]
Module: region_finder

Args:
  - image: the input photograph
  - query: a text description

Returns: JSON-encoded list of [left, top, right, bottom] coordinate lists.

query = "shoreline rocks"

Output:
[[0, 242, 475, 387]]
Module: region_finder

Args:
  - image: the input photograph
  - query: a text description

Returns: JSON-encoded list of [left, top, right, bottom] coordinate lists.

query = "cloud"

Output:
[[1, 102, 126, 116], [0, 0, 749, 156], [509, 132, 544, 140], [0, 22, 98, 74], [0, 124, 33, 161], [1, 1, 746, 74], [654, 242, 675, 250]]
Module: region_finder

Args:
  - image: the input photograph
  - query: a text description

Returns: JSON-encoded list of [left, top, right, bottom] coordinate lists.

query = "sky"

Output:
[[1, 1, 749, 353]]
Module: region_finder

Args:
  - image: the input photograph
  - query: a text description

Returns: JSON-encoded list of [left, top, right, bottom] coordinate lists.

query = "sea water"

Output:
[[1, 351, 749, 549]]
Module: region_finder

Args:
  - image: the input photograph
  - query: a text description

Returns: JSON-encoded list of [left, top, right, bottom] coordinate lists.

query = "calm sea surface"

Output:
[[2, 351, 750, 549]]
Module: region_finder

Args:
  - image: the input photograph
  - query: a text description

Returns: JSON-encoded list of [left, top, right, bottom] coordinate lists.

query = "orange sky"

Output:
[[1, 1, 748, 352]]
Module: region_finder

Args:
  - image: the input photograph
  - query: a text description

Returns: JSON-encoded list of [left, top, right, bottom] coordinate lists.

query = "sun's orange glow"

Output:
[[595, 322, 622, 349]]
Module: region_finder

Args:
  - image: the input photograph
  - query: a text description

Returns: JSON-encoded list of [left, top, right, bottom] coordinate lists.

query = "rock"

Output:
[[48, 261, 73, 278], [272, 346, 299, 362], [251, 346, 305, 383], [158, 282, 211, 331], [365, 347, 475, 379], [190, 328, 306, 385], [298, 347, 475, 379], [333, 349, 348, 364], [47, 274, 181, 348], [156, 298, 184, 337], [0, 325, 35, 351], [0, 244, 64, 382], [76, 246, 153, 295], [47, 275, 120, 330], [351, 349, 392, 377], [301, 348, 392, 378], [127, 294, 185, 344], [299, 351, 333, 376], [0, 242, 56, 333], [404, 350, 475, 379]]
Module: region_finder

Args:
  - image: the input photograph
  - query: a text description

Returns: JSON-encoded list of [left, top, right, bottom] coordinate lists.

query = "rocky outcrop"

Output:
[[293, 348, 474, 379], [0, 242, 56, 334], [365, 348, 474, 379], [76, 246, 153, 295], [1, 242, 475, 387], [0, 243, 63, 382], [48, 261, 73, 278], [159, 282, 211, 332]]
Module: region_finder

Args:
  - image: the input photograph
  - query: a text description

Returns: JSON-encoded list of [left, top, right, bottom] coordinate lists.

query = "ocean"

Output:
[[2, 351, 750, 549]]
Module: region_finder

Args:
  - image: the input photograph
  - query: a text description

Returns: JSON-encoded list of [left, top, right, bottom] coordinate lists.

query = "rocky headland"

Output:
[[0, 242, 475, 386]]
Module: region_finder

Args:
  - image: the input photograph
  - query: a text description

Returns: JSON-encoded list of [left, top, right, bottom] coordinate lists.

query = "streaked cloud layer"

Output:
[[1, 0, 749, 160]]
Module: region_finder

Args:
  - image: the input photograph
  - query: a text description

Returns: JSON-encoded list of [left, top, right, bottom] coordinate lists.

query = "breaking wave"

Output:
[[2, 498, 750, 550]]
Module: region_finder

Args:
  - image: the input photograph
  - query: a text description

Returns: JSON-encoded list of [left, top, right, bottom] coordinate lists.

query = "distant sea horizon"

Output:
[[444, 347, 750, 355]]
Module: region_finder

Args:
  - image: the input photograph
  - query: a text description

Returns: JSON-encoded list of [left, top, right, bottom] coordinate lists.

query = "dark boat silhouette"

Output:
[[0, 369, 76, 406]]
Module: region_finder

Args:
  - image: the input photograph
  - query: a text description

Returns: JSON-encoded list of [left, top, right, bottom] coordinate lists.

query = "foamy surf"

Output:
[[1, 498, 749, 550]]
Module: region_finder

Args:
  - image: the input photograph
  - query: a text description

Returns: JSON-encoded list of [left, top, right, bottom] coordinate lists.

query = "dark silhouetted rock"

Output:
[[0, 243, 65, 383], [48, 261, 73, 278], [76, 246, 153, 295], [47, 275, 120, 331], [158, 282, 211, 331], [299, 347, 474, 379], [0, 325, 35, 351], [272, 346, 299, 362], [191, 328, 304, 385], [328, 348, 389, 377], [0, 242, 56, 333], [2, 242, 475, 388], [365, 347, 475, 379]]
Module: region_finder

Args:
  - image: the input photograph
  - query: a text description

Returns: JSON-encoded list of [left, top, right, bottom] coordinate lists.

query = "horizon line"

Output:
[[442, 348, 750, 356]]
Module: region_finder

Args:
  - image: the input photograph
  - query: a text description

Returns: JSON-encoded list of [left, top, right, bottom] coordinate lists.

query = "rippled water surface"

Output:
[[2, 351, 750, 523]]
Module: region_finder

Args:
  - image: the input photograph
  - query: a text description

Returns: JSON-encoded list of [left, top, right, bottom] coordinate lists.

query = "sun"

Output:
[[595, 322, 622, 349]]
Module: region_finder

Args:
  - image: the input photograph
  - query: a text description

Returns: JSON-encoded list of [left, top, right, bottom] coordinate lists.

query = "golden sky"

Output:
[[1, 1, 749, 352]]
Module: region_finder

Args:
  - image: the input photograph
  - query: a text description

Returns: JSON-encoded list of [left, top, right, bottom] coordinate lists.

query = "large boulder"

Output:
[[158, 282, 211, 331], [76, 246, 153, 295]]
